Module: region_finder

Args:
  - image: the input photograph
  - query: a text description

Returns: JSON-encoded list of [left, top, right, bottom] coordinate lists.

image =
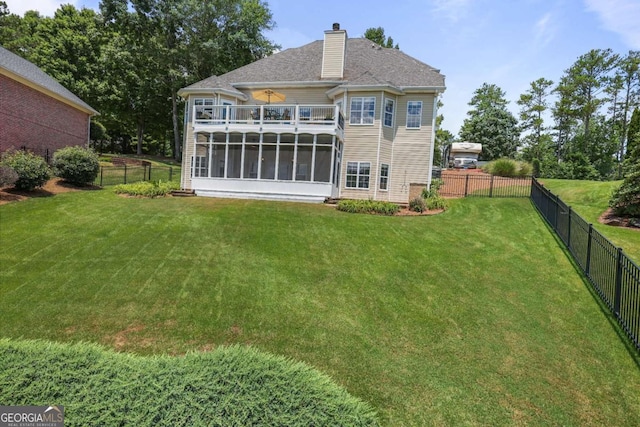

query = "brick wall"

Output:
[[0, 74, 90, 158]]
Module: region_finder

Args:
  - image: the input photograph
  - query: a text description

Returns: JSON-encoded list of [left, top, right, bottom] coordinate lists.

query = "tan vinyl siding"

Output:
[[395, 94, 435, 144], [321, 31, 346, 79], [182, 123, 195, 189], [340, 91, 380, 199], [389, 143, 430, 203]]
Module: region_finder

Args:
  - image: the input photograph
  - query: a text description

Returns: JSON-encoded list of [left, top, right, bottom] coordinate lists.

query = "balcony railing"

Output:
[[193, 104, 344, 131]]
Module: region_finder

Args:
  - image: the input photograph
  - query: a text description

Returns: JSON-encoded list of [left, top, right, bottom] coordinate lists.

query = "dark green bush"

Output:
[[53, 146, 100, 185], [0, 339, 379, 426], [114, 180, 180, 198], [609, 166, 640, 217], [0, 165, 18, 188], [336, 199, 400, 215], [0, 149, 50, 190], [409, 196, 426, 213]]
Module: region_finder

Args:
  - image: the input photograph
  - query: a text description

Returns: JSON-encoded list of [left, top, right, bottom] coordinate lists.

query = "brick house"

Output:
[[0, 46, 98, 161]]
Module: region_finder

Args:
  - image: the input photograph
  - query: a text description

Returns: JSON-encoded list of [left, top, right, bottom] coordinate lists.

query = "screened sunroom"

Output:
[[190, 131, 343, 202]]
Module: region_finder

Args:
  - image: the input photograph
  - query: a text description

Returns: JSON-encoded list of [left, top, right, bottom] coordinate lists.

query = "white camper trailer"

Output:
[[450, 142, 482, 169]]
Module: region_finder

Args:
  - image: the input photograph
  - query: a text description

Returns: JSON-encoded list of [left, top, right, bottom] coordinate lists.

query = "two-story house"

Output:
[[178, 23, 445, 203]]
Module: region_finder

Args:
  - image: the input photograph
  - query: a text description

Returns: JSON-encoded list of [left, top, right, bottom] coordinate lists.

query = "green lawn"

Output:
[[1, 190, 640, 425], [538, 178, 640, 262]]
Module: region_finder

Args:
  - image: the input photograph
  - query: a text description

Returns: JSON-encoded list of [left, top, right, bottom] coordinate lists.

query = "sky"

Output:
[[6, 0, 640, 136]]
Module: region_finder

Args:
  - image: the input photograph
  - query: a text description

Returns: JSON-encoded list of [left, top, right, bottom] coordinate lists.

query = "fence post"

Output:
[[553, 194, 559, 230], [614, 247, 623, 316], [585, 224, 593, 277], [567, 206, 572, 250], [489, 175, 494, 197], [169, 167, 173, 182], [148, 164, 152, 181], [464, 174, 469, 197], [100, 166, 103, 187], [124, 164, 127, 184]]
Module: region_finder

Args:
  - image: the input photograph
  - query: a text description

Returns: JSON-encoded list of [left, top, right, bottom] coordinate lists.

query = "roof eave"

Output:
[[177, 87, 249, 101], [399, 85, 446, 93], [325, 84, 404, 98]]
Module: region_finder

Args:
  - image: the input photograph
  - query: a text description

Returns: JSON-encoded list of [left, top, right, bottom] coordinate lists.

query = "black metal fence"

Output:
[[530, 178, 640, 353], [95, 165, 176, 186], [439, 173, 532, 198]]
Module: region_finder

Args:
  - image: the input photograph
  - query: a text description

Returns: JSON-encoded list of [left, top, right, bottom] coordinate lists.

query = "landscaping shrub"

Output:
[[420, 179, 448, 211], [0, 165, 18, 188], [0, 149, 50, 190], [487, 158, 517, 177], [53, 146, 100, 185], [609, 167, 640, 217], [426, 193, 447, 210], [517, 161, 532, 177], [114, 180, 179, 198], [336, 199, 400, 215], [409, 196, 426, 213], [0, 339, 379, 426]]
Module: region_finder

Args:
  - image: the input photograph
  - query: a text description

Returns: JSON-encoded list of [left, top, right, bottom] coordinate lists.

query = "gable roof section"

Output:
[[0, 46, 98, 115], [181, 38, 445, 96]]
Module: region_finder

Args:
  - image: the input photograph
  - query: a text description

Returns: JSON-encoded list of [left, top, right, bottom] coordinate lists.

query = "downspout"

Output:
[[374, 90, 384, 200], [427, 94, 439, 189], [181, 98, 189, 189]]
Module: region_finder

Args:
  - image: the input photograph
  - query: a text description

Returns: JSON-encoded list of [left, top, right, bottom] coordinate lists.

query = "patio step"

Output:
[[171, 189, 196, 197]]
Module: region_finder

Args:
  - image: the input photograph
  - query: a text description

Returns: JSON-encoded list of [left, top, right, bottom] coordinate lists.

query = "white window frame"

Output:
[[383, 99, 394, 128], [349, 97, 376, 125], [345, 161, 371, 189], [379, 164, 389, 190], [406, 101, 423, 129]]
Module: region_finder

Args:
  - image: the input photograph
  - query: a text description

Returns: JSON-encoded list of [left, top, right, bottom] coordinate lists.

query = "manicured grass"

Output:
[[539, 178, 640, 262], [1, 191, 640, 425]]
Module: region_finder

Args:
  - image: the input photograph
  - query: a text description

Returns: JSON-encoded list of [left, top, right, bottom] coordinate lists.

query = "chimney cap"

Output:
[[332, 23, 340, 31]]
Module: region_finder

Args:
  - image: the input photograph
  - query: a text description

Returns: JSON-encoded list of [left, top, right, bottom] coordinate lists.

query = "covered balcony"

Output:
[[192, 104, 345, 138]]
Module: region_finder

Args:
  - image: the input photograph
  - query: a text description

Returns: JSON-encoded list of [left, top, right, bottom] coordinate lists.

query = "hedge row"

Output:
[[0, 339, 378, 426]]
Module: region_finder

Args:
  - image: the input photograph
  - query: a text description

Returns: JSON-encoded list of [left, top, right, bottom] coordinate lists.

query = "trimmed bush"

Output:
[[0, 165, 18, 188], [114, 180, 180, 198], [53, 146, 100, 185], [409, 196, 426, 213], [336, 199, 400, 215], [0, 149, 50, 190], [0, 339, 379, 426]]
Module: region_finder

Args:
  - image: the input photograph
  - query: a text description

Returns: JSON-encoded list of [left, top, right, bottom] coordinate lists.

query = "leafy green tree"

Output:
[[517, 78, 554, 163], [460, 83, 519, 160], [364, 27, 398, 49], [434, 99, 454, 166], [626, 108, 640, 161], [613, 51, 640, 164]]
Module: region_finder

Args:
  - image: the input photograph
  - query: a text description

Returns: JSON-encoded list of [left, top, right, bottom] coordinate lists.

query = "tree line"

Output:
[[449, 49, 640, 181], [0, 0, 277, 160]]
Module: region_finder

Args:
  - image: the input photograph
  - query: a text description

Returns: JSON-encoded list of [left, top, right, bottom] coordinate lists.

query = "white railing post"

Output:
[[295, 105, 300, 126]]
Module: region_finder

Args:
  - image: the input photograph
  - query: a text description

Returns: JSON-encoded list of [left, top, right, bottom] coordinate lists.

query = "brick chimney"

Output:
[[321, 23, 347, 79]]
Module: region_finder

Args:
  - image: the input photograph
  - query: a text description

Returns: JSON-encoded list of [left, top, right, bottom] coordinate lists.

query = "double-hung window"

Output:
[[406, 101, 422, 128], [346, 161, 371, 189], [350, 97, 375, 125], [379, 164, 389, 190], [383, 99, 394, 127]]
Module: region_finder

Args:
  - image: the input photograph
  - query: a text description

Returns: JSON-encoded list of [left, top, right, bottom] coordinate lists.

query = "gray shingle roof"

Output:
[[0, 46, 98, 115], [183, 38, 445, 93]]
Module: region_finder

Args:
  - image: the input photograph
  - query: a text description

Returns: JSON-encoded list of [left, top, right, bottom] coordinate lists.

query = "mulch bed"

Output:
[[0, 178, 100, 205]]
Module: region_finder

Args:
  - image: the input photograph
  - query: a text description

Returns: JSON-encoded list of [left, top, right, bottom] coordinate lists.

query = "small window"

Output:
[[349, 97, 375, 125], [379, 164, 389, 190], [346, 161, 370, 189], [407, 101, 422, 128], [383, 99, 394, 127]]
